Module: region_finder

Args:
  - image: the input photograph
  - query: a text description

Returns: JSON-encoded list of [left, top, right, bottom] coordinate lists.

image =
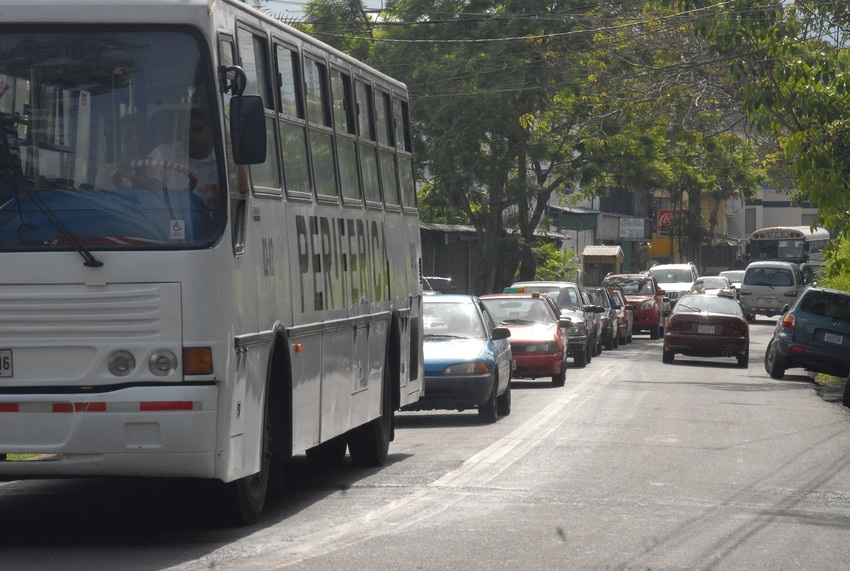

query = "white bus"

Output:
[[746, 225, 830, 265], [0, 0, 423, 524]]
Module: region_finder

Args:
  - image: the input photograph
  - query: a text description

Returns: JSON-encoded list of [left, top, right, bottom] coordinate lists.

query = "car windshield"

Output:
[[0, 29, 224, 251], [673, 295, 743, 316], [481, 298, 554, 325], [799, 291, 850, 322], [552, 287, 581, 310], [695, 277, 728, 290], [744, 267, 794, 287], [424, 301, 486, 339], [605, 278, 654, 295], [650, 269, 693, 283]]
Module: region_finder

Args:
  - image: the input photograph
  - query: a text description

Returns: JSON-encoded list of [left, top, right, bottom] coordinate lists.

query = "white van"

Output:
[[739, 261, 805, 321]]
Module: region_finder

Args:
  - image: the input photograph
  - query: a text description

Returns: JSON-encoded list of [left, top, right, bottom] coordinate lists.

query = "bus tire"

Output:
[[220, 379, 274, 526], [348, 356, 393, 467]]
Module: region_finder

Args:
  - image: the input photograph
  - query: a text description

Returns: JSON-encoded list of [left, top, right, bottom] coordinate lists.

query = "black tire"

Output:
[[764, 339, 786, 380], [842, 377, 850, 408], [348, 355, 393, 466], [478, 376, 498, 423], [737, 348, 749, 368], [220, 377, 274, 526], [586, 342, 593, 363], [662, 348, 674, 363], [605, 330, 615, 351], [612, 332, 619, 349], [496, 373, 512, 416], [573, 350, 588, 368], [650, 325, 660, 340], [306, 435, 347, 468], [551, 354, 567, 387]]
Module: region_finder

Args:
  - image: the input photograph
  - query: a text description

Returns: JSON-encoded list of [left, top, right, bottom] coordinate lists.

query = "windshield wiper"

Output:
[[23, 190, 103, 268]]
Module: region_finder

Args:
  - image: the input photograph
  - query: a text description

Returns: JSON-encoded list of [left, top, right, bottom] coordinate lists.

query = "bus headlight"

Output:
[[149, 350, 178, 376], [108, 350, 136, 377]]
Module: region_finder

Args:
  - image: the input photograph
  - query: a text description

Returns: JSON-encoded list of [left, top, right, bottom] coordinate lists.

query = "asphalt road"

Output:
[[2, 316, 849, 570]]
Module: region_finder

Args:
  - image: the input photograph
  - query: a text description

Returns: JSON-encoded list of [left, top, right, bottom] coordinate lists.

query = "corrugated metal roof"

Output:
[[581, 245, 624, 257]]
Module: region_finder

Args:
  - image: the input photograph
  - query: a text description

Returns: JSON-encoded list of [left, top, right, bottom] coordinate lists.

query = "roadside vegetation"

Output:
[[264, 1, 850, 290]]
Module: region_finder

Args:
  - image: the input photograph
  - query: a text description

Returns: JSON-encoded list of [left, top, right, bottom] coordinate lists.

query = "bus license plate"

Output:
[[698, 324, 716, 335], [0, 349, 11, 377], [824, 332, 844, 345]]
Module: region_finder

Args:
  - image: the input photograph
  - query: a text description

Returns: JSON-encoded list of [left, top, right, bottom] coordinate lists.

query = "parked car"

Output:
[[739, 261, 806, 321], [718, 269, 744, 292], [480, 292, 571, 386], [508, 281, 603, 368], [690, 275, 737, 299], [411, 294, 513, 423], [586, 287, 618, 350], [764, 287, 850, 380], [607, 287, 635, 345], [602, 273, 669, 339], [662, 293, 750, 367], [647, 262, 700, 306]]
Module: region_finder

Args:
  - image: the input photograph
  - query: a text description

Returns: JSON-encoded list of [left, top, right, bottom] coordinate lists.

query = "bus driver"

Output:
[[147, 107, 219, 203]]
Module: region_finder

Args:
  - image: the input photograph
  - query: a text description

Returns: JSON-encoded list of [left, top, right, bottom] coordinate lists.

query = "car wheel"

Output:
[[612, 332, 619, 349], [573, 350, 588, 368], [605, 330, 614, 350], [737, 348, 749, 368], [764, 339, 786, 380], [586, 342, 593, 363], [551, 355, 567, 387], [650, 325, 660, 340], [842, 377, 850, 408], [478, 376, 498, 423], [662, 348, 674, 363], [496, 373, 512, 417]]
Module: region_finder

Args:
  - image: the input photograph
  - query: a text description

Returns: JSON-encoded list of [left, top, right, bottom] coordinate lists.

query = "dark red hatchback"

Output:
[[661, 293, 749, 368]]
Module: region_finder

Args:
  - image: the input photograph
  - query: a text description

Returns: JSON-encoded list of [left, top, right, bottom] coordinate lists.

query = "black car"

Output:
[[585, 287, 619, 351], [764, 287, 850, 380]]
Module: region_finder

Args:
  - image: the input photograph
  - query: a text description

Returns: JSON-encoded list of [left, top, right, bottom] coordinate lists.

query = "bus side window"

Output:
[[331, 68, 361, 202], [355, 80, 381, 204], [394, 97, 416, 209], [275, 43, 311, 196], [304, 56, 338, 200], [237, 27, 281, 192], [219, 35, 247, 252], [375, 89, 399, 206]]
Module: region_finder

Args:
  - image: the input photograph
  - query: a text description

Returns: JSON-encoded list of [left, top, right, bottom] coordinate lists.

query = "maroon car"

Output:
[[602, 274, 668, 339], [662, 293, 749, 367]]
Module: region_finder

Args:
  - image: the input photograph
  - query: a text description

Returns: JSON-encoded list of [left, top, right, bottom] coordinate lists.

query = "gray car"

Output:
[[508, 281, 603, 368]]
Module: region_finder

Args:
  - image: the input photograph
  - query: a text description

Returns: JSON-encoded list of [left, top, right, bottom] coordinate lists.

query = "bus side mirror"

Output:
[[230, 94, 266, 165]]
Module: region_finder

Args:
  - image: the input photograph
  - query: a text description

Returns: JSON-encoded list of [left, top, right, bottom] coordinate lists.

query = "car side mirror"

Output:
[[558, 318, 572, 329], [625, 304, 636, 310], [491, 326, 511, 340]]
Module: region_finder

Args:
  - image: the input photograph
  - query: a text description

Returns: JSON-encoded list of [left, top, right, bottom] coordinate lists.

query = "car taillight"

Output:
[[666, 319, 679, 332], [781, 313, 795, 330]]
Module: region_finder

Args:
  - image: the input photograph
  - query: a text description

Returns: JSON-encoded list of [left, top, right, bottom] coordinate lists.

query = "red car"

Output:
[[662, 293, 749, 367], [602, 274, 668, 339], [480, 292, 571, 387]]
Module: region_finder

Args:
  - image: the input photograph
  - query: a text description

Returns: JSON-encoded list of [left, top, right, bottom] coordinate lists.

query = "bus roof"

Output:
[[748, 226, 830, 240]]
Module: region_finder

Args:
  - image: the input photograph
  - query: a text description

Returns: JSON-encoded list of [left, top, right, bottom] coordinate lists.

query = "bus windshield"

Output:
[[0, 28, 224, 250]]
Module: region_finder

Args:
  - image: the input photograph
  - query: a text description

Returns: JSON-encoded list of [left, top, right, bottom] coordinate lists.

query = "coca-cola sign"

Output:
[[658, 210, 684, 236]]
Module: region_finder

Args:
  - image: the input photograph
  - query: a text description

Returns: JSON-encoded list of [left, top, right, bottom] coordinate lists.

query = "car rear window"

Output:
[[674, 295, 743, 316], [744, 267, 794, 287], [799, 291, 850, 321]]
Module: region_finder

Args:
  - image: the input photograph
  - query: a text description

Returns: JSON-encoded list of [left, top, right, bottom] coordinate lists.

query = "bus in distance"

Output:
[[0, 0, 423, 525], [746, 226, 829, 265]]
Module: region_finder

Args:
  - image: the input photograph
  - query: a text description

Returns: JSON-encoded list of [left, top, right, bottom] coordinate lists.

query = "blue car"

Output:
[[407, 295, 513, 423]]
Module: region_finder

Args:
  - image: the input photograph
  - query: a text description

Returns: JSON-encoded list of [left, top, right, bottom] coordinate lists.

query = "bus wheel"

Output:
[[348, 360, 393, 467], [220, 377, 275, 526]]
